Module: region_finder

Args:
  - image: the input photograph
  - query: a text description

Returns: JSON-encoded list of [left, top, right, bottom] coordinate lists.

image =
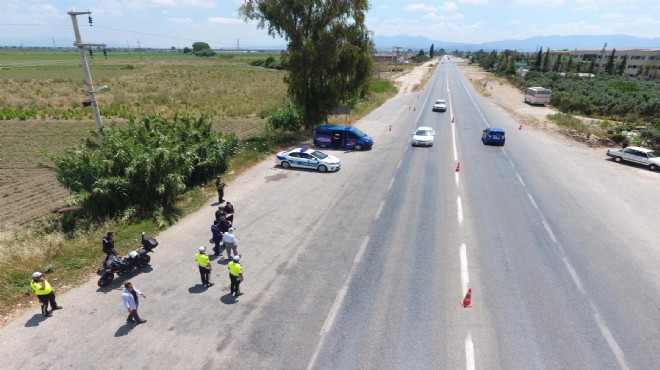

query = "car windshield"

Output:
[[310, 150, 328, 160], [415, 129, 433, 136], [435, 100, 446, 105], [352, 128, 367, 137], [647, 150, 658, 158]]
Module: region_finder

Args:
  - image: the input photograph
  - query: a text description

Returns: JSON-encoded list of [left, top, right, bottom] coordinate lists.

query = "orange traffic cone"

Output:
[[460, 288, 473, 308], [455, 162, 460, 172], [518, 124, 523, 130]]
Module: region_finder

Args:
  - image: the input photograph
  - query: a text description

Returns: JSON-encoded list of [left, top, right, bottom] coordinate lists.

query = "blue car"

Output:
[[482, 128, 506, 146], [313, 125, 374, 151]]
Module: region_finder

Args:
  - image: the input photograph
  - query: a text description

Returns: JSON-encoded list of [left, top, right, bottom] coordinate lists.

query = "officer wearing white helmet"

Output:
[[227, 254, 244, 297], [194, 246, 214, 288], [30, 272, 62, 317]]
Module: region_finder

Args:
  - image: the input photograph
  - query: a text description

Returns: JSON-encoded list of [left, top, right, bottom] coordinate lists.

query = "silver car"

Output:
[[432, 99, 447, 112], [411, 126, 435, 147], [606, 146, 660, 171]]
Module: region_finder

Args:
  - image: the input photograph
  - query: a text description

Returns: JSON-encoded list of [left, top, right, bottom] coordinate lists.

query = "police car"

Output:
[[275, 147, 341, 172]]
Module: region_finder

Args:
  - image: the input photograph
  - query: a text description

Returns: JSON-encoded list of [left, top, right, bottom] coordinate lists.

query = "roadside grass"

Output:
[[547, 113, 608, 137]]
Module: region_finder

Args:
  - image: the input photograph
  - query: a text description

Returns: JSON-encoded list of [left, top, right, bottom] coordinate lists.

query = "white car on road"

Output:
[[276, 147, 341, 172], [432, 99, 447, 112], [411, 126, 435, 147], [607, 146, 660, 171]]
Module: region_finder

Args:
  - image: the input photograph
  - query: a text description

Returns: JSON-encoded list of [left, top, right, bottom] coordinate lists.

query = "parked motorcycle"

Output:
[[97, 232, 159, 287]]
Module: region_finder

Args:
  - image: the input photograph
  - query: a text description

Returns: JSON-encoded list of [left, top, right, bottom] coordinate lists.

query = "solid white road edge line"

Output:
[[307, 235, 371, 370]]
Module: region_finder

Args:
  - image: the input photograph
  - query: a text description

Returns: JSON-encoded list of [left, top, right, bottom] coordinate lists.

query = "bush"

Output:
[[267, 102, 302, 131], [50, 115, 238, 219]]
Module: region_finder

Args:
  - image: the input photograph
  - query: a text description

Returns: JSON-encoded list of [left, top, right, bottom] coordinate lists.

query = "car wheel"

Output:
[[317, 165, 328, 173], [281, 161, 291, 169], [613, 156, 622, 163], [650, 164, 658, 171], [354, 144, 363, 151]]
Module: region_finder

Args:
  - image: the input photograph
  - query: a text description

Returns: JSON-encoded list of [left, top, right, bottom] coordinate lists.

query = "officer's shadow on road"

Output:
[[25, 314, 48, 327], [220, 293, 239, 305], [114, 322, 137, 337], [188, 284, 210, 294]]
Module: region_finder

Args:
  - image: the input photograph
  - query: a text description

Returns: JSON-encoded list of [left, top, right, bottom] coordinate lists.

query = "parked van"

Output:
[[524, 87, 552, 105], [313, 125, 374, 151]]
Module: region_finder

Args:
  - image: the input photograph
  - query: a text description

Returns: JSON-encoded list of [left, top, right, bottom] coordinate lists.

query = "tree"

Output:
[[604, 48, 616, 74], [533, 48, 543, 70], [239, 0, 373, 129], [566, 56, 573, 72], [429, 44, 435, 59], [617, 55, 628, 76], [192, 42, 211, 53], [542, 48, 550, 72]]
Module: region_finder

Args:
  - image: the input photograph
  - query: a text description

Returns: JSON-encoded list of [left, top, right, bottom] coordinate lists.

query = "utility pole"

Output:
[[68, 10, 106, 146]]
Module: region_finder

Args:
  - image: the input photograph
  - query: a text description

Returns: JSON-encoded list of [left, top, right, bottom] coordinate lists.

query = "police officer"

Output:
[[30, 272, 62, 317], [195, 246, 214, 288], [102, 231, 118, 262], [227, 255, 244, 297]]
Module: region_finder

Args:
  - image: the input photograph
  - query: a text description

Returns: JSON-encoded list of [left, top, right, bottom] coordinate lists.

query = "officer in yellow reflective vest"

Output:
[[195, 247, 214, 288], [227, 255, 244, 297], [30, 272, 62, 317]]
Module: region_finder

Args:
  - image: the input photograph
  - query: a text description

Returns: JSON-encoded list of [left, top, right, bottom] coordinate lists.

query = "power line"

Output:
[[0, 22, 285, 49]]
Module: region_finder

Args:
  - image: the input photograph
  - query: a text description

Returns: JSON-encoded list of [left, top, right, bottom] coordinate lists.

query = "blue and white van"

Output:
[[313, 125, 374, 151]]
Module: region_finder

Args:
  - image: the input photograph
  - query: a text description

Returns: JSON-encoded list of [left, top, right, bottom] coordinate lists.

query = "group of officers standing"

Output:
[[30, 176, 245, 321], [194, 177, 244, 296]]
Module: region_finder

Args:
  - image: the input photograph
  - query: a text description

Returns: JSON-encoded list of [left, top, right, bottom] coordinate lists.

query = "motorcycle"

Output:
[[97, 232, 159, 287]]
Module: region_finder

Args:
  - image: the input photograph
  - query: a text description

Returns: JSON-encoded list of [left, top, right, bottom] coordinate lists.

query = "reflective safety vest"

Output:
[[195, 252, 210, 267], [228, 261, 242, 276], [31, 279, 52, 295]]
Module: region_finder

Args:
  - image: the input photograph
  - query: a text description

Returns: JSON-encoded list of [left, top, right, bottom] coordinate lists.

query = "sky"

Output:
[[0, 0, 659, 49]]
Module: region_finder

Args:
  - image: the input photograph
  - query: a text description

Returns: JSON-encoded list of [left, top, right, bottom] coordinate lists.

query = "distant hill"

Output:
[[374, 34, 660, 52]]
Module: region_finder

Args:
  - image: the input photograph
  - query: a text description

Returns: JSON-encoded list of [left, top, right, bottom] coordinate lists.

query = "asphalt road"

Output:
[[1, 58, 659, 370]]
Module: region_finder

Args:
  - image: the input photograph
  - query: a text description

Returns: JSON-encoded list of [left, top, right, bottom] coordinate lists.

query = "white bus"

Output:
[[524, 87, 552, 105]]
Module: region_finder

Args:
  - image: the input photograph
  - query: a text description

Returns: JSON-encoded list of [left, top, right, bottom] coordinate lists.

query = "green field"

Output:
[[0, 49, 289, 226]]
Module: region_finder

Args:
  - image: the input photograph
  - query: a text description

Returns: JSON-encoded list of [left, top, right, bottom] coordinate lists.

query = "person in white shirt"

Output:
[[222, 228, 238, 261], [122, 282, 146, 324]]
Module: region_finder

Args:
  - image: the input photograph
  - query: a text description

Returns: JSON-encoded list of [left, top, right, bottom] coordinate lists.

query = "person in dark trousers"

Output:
[[211, 220, 223, 257], [122, 282, 146, 324], [216, 210, 232, 233], [215, 176, 226, 203], [102, 231, 118, 262], [224, 201, 235, 224], [30, 272, 62, 317], [195, 246, 214, 287], [227, 255, 244, 297]]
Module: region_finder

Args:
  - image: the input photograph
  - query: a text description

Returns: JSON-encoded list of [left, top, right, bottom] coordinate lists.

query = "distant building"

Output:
[[566, 48, 660, 79]]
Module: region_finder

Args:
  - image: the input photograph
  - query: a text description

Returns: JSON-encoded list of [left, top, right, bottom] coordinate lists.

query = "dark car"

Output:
[[482, 128, 505, 146]]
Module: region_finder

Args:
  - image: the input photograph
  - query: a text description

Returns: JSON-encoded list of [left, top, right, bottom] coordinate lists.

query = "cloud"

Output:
[[169, 17, 194, 24], [422, 13, 465, 21], [207, 17, 244, 25], [405, 3, 437, 13]]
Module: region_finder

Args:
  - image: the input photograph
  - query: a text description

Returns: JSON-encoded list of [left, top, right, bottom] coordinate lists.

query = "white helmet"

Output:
[[233, 255, 241, 262], [199, 246, 206, 252], [32, 271, 43, 279], [129, 251, 139, 259]]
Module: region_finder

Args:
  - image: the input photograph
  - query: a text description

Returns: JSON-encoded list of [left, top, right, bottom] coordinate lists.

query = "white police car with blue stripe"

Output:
[[276, 147, 341, 172]]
